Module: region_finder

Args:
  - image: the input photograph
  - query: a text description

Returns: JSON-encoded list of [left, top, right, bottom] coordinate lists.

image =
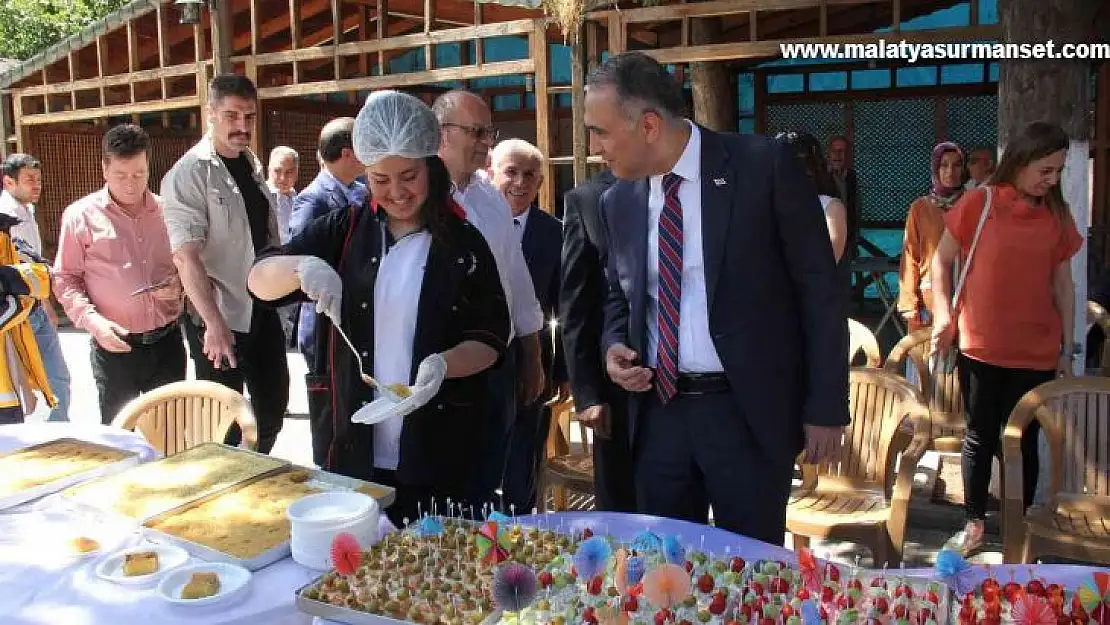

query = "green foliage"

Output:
[[0, 0, 130, 61]]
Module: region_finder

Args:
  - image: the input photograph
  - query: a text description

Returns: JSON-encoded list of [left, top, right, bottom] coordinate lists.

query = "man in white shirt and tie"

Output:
[[433, 90, 545, 509]]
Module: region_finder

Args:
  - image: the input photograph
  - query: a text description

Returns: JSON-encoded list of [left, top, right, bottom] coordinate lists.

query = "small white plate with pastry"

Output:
[[96, 544, 189, 587], [157, 562, 251, 607]]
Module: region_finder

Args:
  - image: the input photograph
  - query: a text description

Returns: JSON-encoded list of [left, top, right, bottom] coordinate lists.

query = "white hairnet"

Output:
[[353, 90, 441, 166]]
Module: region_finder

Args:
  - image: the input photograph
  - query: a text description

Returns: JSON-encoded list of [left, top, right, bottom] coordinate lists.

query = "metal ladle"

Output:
[[332, 324, 406, 403]]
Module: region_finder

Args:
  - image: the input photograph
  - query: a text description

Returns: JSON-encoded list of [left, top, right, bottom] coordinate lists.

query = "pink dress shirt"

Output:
[[53, 188, 183, 334]]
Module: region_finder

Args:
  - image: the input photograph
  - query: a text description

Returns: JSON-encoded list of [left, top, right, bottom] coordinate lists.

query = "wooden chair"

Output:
[[849, 318, 882, 367], [787, 368, 931, 567], [111, 380, 259, 456], [884, 327, 967, 453], [1001, 377, 1110, 564], [1085, 301, 1110, 376], [536, 395, 595, 511]]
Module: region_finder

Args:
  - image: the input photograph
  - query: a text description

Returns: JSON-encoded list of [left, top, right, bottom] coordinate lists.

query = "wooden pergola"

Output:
[[0, 0, 1043, 255]]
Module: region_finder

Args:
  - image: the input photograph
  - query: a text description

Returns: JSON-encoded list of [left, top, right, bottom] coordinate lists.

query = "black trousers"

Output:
[[468, 340, 517, 508], [502, 398, 551, 513], [373, 469, 478, 528], [182, 306, 289, 454], [91, 325, 188, 424], [0, 406, 22, 424], [593, 398, 637, 512], [633, 391, 793, 546], [957, 353, 1054, 521]]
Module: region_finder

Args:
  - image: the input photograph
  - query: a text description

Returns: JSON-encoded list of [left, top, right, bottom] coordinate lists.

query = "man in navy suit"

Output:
[[288, 117, 367, 373], [560, 169, 637, 512], [587, 52, 849, 545], [490, 139, 567, 512]]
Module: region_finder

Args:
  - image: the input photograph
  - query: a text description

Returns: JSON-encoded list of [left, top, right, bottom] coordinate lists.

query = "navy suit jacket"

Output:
[[599, 127, 849, 460], [518, 205, 567, 391], [291, 170, 368, 372]]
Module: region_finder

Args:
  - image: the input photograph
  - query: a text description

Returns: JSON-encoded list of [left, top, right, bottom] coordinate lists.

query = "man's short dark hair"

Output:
[[1, 154, 41, 181], [586, 52, 686, 120], [319, 117, 355, 163], [209, 74, 258, 105], [102, 124, 150, 163]]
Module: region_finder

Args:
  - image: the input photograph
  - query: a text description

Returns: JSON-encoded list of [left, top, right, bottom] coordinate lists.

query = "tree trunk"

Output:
[[998, 0, 1100, 372], [689, 18, 735, 132]]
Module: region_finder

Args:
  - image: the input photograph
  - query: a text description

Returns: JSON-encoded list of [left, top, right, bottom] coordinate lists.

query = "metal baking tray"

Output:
[[60, 442, 289, 523], [0, 438, 141, 511], [296, 578, 442, 625], [143, 465, 396, 571]]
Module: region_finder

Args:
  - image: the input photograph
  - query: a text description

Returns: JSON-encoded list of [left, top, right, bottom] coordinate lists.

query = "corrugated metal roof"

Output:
[[0, 0, 557, 91], [1, 0, 173, 90]]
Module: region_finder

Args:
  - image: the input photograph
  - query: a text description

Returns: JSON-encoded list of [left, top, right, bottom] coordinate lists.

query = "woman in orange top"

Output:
[[930, 122, 1083, 554], [897, 142, 965, 331]]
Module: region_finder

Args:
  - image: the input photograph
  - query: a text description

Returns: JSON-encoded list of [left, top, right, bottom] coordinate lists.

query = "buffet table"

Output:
[[1, 424, 1105, 625]]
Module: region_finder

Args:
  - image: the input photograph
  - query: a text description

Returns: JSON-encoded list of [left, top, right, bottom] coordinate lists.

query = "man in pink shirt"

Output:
[[53, 124, 186, 424]]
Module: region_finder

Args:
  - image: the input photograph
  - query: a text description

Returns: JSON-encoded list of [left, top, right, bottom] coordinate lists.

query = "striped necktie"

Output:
[[656, 172, 684, 404]]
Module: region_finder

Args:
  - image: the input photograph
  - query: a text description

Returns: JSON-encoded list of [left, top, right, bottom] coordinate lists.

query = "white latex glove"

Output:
[[410, 353, 447, 403], [297, 256, 343, 322]]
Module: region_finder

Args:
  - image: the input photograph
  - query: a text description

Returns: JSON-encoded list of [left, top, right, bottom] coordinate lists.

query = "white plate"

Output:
[[157, 562, 251, 607], [96, 544, 189, 587], [350, 394, 423, 425]]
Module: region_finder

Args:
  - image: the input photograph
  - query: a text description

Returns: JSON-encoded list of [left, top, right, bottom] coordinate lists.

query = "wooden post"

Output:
[[195, 22, 208, 130], [570, 24, 587, 187], [998, 0, 1099, 380], [474, 1, 484, 66], [358, 4, 370, 78], [157, 4, 170, 99], [244, 59, 262, 156], [608, 14, 624, 54], [289, 0, 302, 82], [250, 0, 260, 55], [424, 0, 435, 71], [211, 0, 234, 75], [67, 54, 78, 111], [96, 37, 107, 108], [690, 18, 735, 131], [531, 19, 553, 212], [376, 0, 387, 75], [12, 93, 24, 154], [0, 93, 11, 158]]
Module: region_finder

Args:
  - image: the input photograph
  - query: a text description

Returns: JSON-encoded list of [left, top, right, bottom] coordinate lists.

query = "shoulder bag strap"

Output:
[[951, 185, 992, 313]]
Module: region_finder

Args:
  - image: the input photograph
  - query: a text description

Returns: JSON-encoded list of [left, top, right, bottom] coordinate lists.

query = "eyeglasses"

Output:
[[442, 122, 499, 142]]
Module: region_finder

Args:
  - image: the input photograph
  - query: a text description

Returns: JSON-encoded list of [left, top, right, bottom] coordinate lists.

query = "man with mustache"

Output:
[[161, 74, 289, 453]]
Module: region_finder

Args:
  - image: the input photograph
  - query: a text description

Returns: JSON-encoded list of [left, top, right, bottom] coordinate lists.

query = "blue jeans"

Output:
[[29, 305, 70, 422]]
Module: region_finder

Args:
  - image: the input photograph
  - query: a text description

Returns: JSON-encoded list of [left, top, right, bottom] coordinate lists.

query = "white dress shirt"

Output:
[[0, 191, 43, 254], [512, 207, 530, 245], [267, 183, 295, 244], [645, 122, 724, 373], [372, 230, 432, 470], [453, 175, 544, 340]]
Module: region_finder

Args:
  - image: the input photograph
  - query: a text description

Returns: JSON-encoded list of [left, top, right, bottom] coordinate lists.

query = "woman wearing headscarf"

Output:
[[930, 122, 1083, 554], [897, 142, 965, 331], [248, 90, 510, 525]]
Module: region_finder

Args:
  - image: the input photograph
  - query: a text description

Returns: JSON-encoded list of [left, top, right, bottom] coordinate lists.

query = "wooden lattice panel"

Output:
[[263, 102, 360, 193], [764, 102, 848, 149], [854, 98, 937, 225], [25, 123, 199, 258], [942, 94, 1000, 156]]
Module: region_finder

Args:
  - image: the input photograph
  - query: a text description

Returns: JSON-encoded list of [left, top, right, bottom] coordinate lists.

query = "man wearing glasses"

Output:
[[433, 91, 546, 510]]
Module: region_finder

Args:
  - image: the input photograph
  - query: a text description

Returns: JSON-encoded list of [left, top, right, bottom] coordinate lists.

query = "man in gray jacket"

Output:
[[160, 74, 289, 453]]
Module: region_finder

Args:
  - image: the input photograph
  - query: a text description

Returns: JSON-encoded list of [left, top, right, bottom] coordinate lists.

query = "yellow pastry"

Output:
[[123, 552, 160, 576], [0, 440, 130, 499], [71, 537, 100, 554], [181, 571, 221, 599], [387, 383, 413, 398]]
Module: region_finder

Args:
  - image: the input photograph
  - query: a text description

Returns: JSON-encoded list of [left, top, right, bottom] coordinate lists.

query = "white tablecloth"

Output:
[[0, 423, 345, 625]]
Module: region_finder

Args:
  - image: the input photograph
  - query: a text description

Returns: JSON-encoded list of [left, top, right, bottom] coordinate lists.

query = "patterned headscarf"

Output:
[[929, 141, 965, 206]]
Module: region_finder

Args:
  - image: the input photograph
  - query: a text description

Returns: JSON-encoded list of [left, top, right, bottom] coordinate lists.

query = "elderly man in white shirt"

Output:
[[266, 146, 299, 243], [434, 90, 546, 508]]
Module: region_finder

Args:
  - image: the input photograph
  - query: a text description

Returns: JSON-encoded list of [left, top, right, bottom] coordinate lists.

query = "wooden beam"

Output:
[[96, 37, 106, 108], [969, 0, 979, 25], [819, 0, 828, 36], [749, 10, 758, 41], [234, 19, 535, 66], [0, 94, 11, 158], [12, 94, 23, 153], [608, 14, 624, 54], [257, 58, 534, 98], [892, 0, 901, 30], [20, 95, 201, 126], [377, 0, 388, 74], [18, 64, 200, 97], [423, 0, 434, 71], [531, 20, 552, 212], [474, 0, 484, 65], [590, 0, 880, 23], [127, 21, 139, 104], [332, 0, 342, 79], [250, 0, 261, 54], [570, 24, 587, 187], [643, 24, 1000, 63], [244, 59, 262, 155], [195, 21, 208, 127], [67, 54, 78, 111], [290, 0, 303, 82], [211, 0, 234, 74], [156, 3, 169, 100]]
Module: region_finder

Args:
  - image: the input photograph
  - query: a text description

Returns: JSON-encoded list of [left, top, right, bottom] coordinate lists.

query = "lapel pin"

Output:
[[713, 178, 727, 186]]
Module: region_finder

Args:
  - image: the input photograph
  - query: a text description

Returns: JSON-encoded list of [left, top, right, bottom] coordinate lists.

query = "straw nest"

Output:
[[543, 0, 666, 41]]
